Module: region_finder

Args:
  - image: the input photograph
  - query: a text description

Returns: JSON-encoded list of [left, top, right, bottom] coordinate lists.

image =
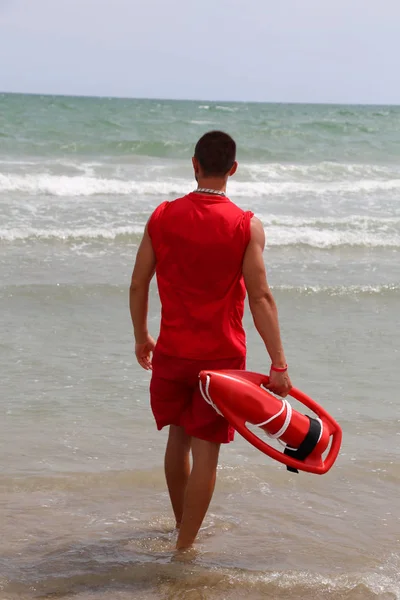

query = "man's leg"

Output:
[[176, 437, 220, 550], [164, 425, 192, 528]]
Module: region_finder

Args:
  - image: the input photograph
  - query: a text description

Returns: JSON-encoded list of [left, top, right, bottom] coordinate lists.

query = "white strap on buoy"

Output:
[[258, 399, 293, 440], [200, 376, 296, 450], [315, 417, 324, 444], [199, 375, 224, 416], [255, 385, 297, 451], [199, 377, 322, 455]]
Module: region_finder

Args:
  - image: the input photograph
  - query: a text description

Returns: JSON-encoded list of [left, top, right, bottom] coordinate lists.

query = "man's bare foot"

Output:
[[175, 539, 193, 551], [172, 545, 198, 562]]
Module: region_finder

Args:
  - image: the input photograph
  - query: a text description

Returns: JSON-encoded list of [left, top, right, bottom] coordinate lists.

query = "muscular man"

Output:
[[130, 131, 291, 550]]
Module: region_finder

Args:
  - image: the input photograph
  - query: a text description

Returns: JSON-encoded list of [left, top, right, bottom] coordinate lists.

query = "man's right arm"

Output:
[[242, 216, 292, 397]]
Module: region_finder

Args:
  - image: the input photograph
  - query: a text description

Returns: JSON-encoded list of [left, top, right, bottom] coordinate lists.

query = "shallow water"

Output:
[[1, 94, 399, 598]]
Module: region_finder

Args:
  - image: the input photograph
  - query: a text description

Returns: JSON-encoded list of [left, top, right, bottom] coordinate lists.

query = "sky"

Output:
[[1, 0, 400, 104]]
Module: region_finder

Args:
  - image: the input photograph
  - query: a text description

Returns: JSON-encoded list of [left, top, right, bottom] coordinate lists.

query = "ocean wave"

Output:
[[2, 159, 400, 182], [196, 104, 241, 112], [259, 214, 400, 227], [0, 173, 189, 197], [215, 105, 239, 112], [2, 171, 400, 198], [0, 225, 145, 242], [264, 226, 399, 248], [274, 283, 400, 295], [1, 138, 194, 159], [303, 119, 376, 134], [1, 224, 399, 248], [189, 119, 216, 125], [1, 549, 398, 600], [3, 282, 399, 296], [242, 161, 400, 181]]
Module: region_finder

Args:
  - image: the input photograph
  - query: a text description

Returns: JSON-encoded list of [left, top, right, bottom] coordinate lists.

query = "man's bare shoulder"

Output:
[[250, 215, 263, 229], [249, 216, 265, 245]]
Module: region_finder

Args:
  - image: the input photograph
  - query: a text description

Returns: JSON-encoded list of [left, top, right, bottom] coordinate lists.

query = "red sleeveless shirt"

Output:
[[148, 192, 253, 360]]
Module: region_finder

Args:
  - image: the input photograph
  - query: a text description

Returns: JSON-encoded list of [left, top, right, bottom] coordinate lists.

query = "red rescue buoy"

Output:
[[198, 370, 342, 475]]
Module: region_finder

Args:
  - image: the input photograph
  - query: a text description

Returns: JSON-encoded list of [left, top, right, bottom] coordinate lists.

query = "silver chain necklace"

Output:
[[194, 187, 226, 197]]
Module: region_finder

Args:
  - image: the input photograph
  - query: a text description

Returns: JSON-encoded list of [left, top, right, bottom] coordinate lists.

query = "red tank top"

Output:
[[148, 192, 253, 360]]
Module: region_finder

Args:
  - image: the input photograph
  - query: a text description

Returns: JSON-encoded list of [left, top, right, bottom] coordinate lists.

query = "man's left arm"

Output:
[[129, 223, 157, 370]]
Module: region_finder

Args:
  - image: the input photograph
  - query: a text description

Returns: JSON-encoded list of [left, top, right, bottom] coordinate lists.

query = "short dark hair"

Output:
[[194, 131, 236, 176]]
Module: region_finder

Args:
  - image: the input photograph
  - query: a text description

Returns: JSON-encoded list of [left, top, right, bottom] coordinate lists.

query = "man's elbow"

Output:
[[248, 288, 276, 309], [130, 278, 148, 294]]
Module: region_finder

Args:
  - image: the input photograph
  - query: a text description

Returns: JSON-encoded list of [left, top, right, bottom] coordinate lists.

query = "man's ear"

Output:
[[192, 156, 200, 173], [229, 161, 238, 177]]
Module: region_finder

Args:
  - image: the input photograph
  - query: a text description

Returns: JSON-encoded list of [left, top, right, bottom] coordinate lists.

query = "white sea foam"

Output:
[[189, 120, 216, 125], [2, 159, 399, 182], [241, 161, 400, 181], [215, 105, 238, 112], [0, 225, 145, 242], [1, 222, 398, 248], [263, 226, 399, 248], [243, 562, 400, 599], [2, 172, 400, 198], [273, 283, 400, 295], [0, 173, 188, 197], [259, 214, 400, 227]]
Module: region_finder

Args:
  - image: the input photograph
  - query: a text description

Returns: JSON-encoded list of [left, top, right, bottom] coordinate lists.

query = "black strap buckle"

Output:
[[284, 415, 322, 474]]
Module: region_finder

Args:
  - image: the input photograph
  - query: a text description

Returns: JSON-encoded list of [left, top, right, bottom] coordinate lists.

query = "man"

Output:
[[129, 131, 291, 550]]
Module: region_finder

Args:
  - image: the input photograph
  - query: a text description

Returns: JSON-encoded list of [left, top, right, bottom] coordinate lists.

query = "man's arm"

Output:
[[242, 216, 292, 396], [129, 223, 156, 369]]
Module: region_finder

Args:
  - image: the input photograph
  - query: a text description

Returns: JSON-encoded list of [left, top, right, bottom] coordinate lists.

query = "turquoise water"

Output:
[[0, 93, 399, 599], [2, 93, 400, 163]]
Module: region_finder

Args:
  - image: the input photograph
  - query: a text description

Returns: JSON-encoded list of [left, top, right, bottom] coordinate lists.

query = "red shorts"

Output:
[[150, 350, 246, 444]]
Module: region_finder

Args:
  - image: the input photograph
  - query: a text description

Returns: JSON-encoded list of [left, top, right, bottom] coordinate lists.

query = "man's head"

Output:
[[192, 131, 237, 181]]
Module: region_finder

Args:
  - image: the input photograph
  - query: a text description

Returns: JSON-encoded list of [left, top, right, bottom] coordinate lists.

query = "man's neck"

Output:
[[196, 177, 227, 193]]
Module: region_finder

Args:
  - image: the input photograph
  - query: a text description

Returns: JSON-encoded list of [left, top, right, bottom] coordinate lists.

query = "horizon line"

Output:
[[1, 89, 400, 108]]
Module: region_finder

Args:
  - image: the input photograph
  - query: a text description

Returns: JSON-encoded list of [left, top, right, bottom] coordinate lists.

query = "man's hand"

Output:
[[265, 369, 292, 397], [135, 335, 156, 370], [130, 221, 156, 369]]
